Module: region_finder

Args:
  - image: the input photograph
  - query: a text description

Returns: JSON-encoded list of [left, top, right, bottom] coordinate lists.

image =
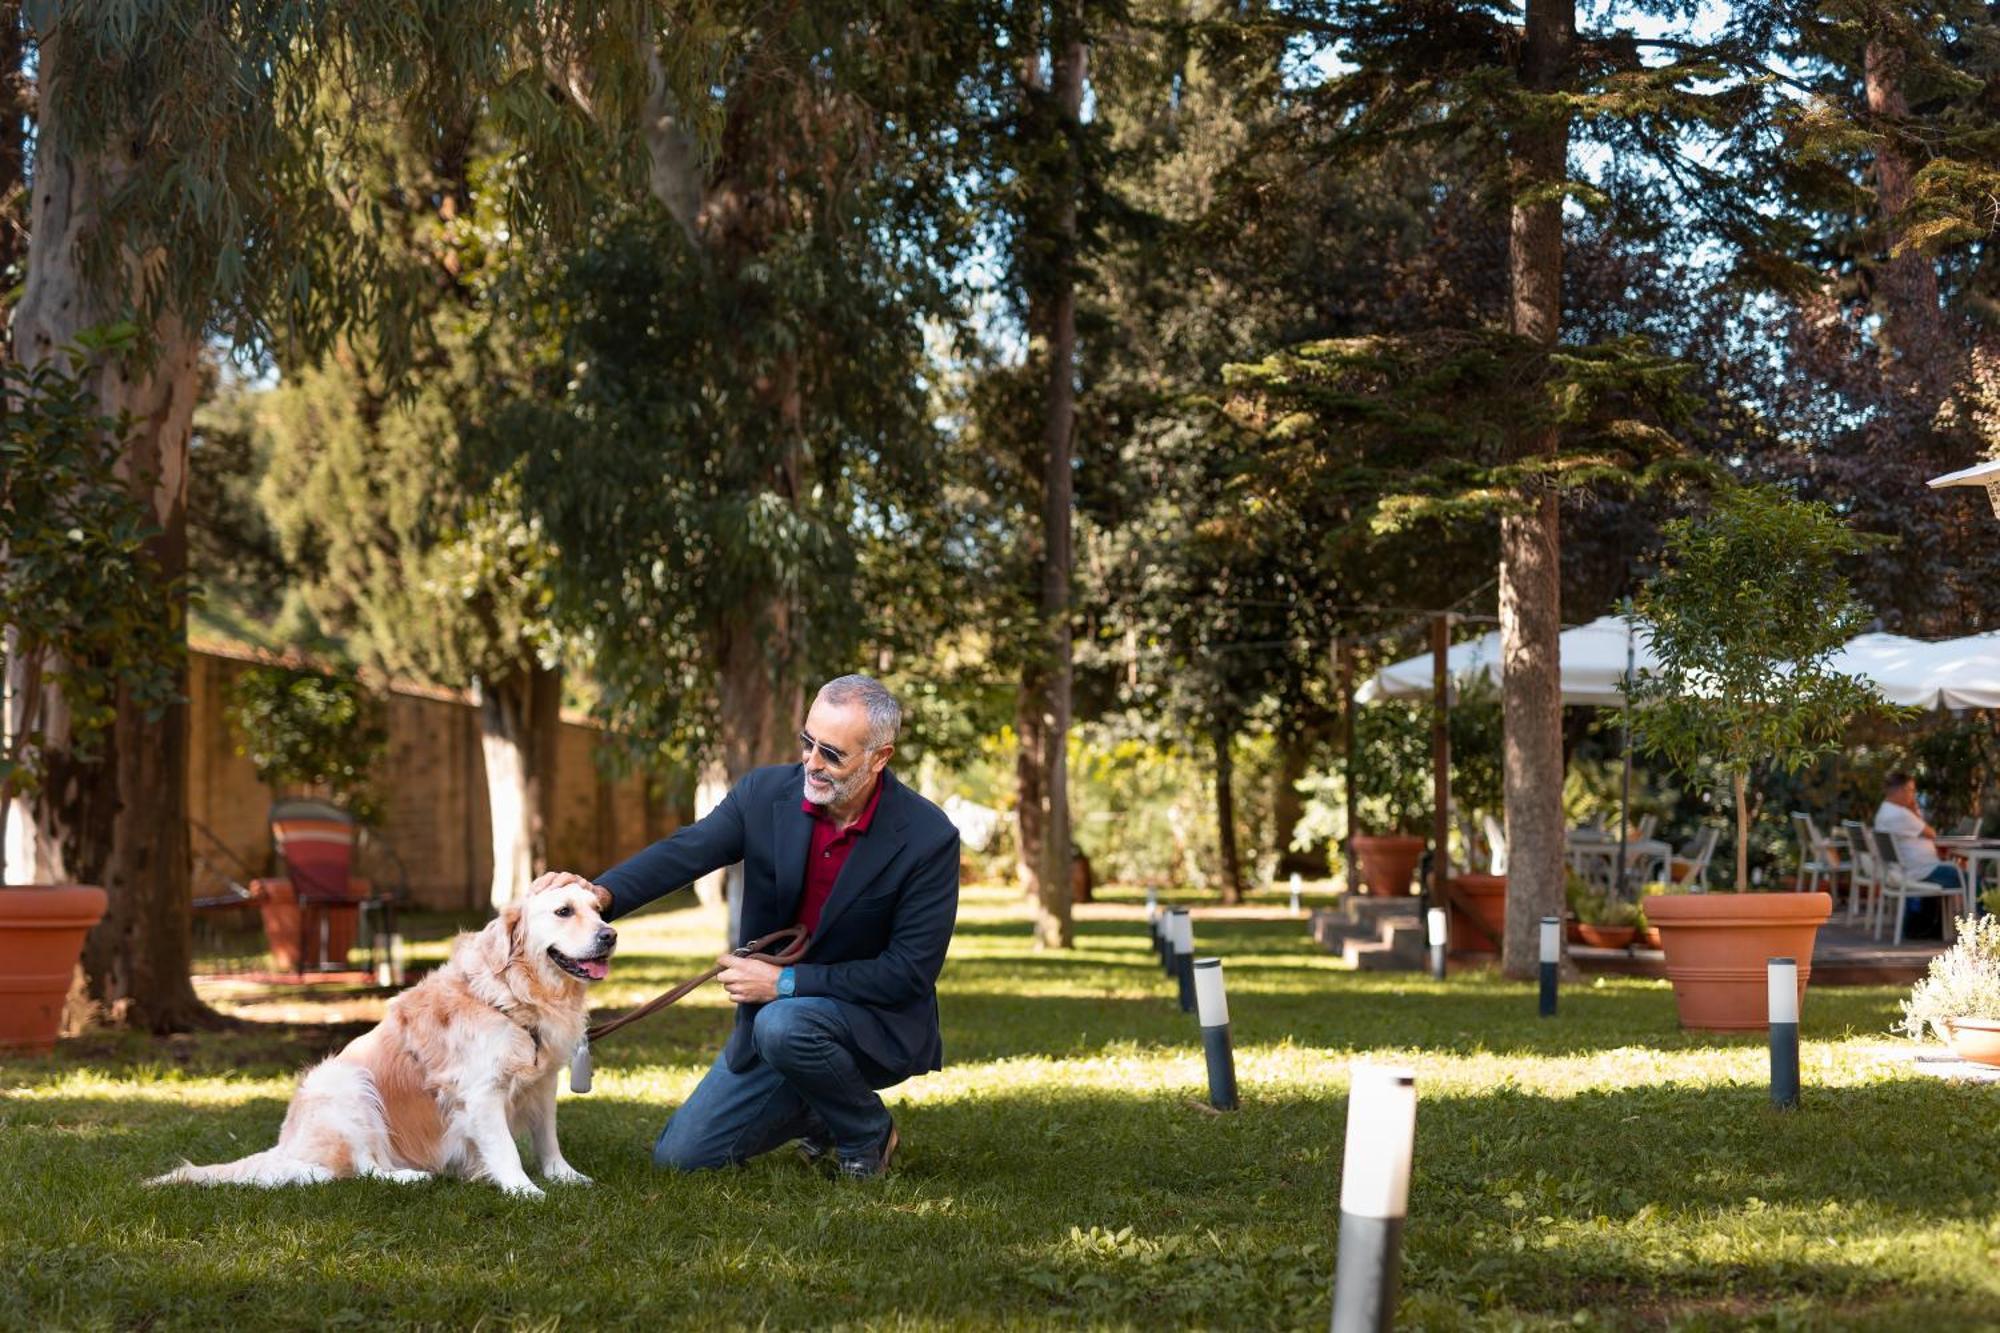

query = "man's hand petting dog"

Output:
[[717, 955, 782, 1004], [530, 869, 613, 912]]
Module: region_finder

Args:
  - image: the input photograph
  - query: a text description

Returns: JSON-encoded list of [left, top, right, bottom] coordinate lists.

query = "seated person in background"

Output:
[[1873, 772, 1960, 938]]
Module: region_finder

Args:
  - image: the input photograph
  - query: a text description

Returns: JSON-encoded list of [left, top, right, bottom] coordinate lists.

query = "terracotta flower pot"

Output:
[[1944, 1017, 2000, 1067], [1646, 891, 1832, 1031], [0, 884, 109, 1053], [1638, 925, 1663, 950], [1446, 873, 1506, 953], [1351, 834, 1426, 898], [1574, 922, 1638, 950]]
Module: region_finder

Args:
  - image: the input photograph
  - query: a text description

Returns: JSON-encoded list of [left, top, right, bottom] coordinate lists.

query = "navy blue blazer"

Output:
[[595, 764, 960, 1080]]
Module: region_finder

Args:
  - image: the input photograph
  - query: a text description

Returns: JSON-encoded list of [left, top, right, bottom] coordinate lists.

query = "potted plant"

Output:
[[1, 351, 182, 1051], [1565, 873, 1639, 950], [1901, 914, 2000, 1066], [1346, 700, 1433, 897], [1629, 487, 1894, 1029]]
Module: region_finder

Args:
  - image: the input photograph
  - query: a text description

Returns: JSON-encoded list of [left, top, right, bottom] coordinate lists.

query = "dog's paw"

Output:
[[544, 1164, 593, 1186], [376, 1169, 433, 1185], [500, 1179, 547, 1200]]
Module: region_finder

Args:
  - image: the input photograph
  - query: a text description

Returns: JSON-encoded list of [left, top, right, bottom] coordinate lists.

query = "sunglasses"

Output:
[[799, 729, 866, 769]]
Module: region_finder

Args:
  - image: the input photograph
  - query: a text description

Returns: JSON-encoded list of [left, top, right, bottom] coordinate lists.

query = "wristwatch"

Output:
[[777, 966, 796, 998]]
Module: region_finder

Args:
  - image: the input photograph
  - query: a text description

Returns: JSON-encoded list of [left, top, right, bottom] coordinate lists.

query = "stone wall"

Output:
[[188, 643, 687, 911]]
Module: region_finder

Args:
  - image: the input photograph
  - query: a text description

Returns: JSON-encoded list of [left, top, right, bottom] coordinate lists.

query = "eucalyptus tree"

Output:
[[1272, 1, 1840, 976], [7, 0, 688, 1029], [476, 0, 994, 907]]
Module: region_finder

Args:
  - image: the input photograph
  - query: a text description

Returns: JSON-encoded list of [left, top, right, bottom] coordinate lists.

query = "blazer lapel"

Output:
[[771, 791, 814, 929], [810, 779, 909, 942]]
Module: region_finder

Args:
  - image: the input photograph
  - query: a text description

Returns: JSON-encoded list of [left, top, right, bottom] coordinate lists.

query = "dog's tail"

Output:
[[146, 1150, 333, 1188]]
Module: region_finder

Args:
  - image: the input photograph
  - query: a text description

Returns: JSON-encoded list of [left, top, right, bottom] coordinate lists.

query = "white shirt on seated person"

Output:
[[1873, 799, 1941, 877]]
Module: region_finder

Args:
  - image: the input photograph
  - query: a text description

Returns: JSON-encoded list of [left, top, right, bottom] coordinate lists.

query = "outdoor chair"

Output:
[[247, 799, 401, 979], [1635, 813, 1659, 841], [1481, 812, 1508, 876], [1790, 811, 1847, 898], [1839, 820, 1879, 924], [1649, 826, 1719, 888], [1869, 828, 1965, 947]]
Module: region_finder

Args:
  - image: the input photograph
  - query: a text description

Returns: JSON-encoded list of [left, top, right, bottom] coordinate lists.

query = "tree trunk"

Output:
[[1862, 32, 1944, 376], [1021, 15, 1086, 952], [1014, 673, 1047, 905], [475, 663, 561, 910], [1213, 720, 1243, 905], [1271, 729, 1320, 877], [692, 597, 801, 909], [1498, 0, 1573, 980], [10, 48, 211, 1026], [1732, 768, 1750, 892]]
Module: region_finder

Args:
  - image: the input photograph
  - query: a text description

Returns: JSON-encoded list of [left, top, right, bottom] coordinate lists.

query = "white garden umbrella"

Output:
[[1355, 614, 1658, 706], [1828, 631, 2000, 710]]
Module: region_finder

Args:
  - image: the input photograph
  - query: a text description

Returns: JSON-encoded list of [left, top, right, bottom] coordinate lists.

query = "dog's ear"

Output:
[[471, 903, 525, 978], [590, 884, 613, 914]]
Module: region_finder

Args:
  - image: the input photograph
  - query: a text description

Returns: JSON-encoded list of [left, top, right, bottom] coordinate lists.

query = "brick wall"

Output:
[[189, 643, 687, 911]]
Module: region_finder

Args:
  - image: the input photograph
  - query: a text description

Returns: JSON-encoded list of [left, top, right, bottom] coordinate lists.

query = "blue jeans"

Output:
[[1902, 863, 1965, 937], [652, 998, 897, 1171]]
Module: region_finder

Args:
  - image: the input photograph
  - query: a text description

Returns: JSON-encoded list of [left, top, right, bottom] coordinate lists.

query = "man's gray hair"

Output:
[[818, 674, 902, 748]]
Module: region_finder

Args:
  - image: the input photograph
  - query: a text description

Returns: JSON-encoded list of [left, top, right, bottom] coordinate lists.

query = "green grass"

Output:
[[4, 884, 1997, 1331]]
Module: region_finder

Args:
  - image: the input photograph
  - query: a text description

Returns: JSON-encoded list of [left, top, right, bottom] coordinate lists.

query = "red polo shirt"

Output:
[[797, 774, 885, 933]]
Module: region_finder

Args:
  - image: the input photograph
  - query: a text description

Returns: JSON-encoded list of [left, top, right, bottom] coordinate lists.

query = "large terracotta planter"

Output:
[[1447, 873, 1506, 953], [0, 885, 109, 1053], [1647, 891, 1832, 1031], [1351, 834, 1426, 898], [1944, 1017, 2000, 1067]]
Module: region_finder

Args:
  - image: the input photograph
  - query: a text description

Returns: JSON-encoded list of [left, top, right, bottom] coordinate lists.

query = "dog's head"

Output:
[[496, 882, 618, 987]]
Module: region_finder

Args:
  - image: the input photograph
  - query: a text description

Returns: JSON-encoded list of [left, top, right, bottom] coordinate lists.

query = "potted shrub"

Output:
[[1, 352, 181, 1051], [1565, 873, 1639, 950], [1629, 487, 1894, 1029], [1901, 914, 2000, 1066], [1346, 700, 1432, 897]]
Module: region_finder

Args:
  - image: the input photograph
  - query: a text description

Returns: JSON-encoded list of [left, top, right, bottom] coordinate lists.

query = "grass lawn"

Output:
[[3, 882, 1997, 1331]]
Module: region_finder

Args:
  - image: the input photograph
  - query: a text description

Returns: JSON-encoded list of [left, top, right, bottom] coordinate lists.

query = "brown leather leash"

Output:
[[569, 924, 811, 1093]]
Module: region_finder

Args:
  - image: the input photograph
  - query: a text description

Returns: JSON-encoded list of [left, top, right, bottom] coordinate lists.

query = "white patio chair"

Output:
[[1870, 829, 1965, 946], [1790, 811, 1845, 897], [1647, 826, 1719, 888], [1482, 813, 1508, 876], [1635, 813, 1659, 841], [1839, 820, 1878, 924]]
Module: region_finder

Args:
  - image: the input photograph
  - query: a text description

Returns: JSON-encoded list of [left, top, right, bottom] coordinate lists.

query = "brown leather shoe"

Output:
[[836, 1122, 898, 1179]]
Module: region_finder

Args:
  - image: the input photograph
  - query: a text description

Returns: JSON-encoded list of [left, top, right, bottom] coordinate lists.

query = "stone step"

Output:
[[1310, 905, 1427, 972]]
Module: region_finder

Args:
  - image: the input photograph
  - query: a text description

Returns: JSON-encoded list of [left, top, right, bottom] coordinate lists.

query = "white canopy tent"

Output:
[[1359, 618, 2000, 711], [1826, 632, 2000, 710], [1355, 614, 1657, 707]]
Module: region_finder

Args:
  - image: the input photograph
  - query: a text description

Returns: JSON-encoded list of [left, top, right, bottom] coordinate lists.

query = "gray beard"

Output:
[[804, 767, 866, 809]]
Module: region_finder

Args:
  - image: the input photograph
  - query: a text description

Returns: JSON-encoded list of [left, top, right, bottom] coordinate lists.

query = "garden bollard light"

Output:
[[1290, 872, 1303, 916], [1193, 958, 1238, 1111], [1156, 905, 1174, 975], [1539, 915, 1559, 1018], [1330, 1064, 1416, 1333], [1769, 956, 1799, 1110], [1171, 908, 1196, 1013], [569, 1036, 593, 1093], [1426, 907, 1448, 981]]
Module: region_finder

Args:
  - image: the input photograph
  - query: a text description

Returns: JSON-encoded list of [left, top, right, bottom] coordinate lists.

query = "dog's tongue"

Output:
[[582, 957, 610, 981]]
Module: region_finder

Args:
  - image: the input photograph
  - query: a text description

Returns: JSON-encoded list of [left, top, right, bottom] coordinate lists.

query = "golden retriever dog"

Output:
[[149, 875, 615, 1199]]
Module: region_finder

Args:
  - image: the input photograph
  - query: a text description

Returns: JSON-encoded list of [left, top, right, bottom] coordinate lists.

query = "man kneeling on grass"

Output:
[[551, 675, 959, 1179]]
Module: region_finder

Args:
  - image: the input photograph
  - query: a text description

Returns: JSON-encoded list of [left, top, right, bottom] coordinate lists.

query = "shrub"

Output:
[[1900, 915, 2000, 1040]]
